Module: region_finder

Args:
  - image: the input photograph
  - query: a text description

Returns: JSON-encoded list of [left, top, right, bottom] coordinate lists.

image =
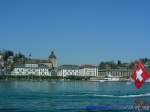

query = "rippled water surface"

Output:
[[0, 80, 150, 112]]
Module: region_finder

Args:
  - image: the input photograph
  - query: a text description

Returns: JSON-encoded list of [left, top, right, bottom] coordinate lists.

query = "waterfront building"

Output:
[[11, 63, 50, 76], [29, 59, 50, 68], [24, 51, 58, 69], [79, 65, 98, 77], [90, 62, 134, 81], [57, 65, 98, 77], [7, 56, 14, 64], [57, 65, 80, 77], [50, 69, 57, 76], [144, 61, 150, 71], [98, 64, 133, 80]]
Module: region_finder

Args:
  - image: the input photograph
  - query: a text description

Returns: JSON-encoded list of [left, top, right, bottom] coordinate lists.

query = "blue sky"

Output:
[[0, 0, 150, 65]]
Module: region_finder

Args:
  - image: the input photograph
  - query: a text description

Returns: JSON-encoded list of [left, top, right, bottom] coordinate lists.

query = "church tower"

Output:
[[49, 51, 57, 68]]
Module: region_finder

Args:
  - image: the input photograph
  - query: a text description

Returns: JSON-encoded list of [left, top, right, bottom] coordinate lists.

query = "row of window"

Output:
[[99, 71, 132, 76], [13, 72, 49, 75], [15, 68, 48, 72]]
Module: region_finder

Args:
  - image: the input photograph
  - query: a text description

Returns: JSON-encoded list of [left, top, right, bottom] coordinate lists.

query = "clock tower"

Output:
[[49, 51, 57, 68]]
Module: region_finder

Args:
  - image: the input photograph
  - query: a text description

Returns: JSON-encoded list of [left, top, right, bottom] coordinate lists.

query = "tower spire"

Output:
[[48, 50, 57, 68]]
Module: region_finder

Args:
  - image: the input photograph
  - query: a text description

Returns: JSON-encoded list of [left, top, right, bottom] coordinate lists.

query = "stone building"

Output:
[[48, 51, 57, 68], [98, 64, 133, 80], [23, 51, 58, 69]]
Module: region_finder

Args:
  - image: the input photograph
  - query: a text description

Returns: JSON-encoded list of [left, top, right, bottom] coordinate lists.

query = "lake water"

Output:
[[0, 80, 150, 112]]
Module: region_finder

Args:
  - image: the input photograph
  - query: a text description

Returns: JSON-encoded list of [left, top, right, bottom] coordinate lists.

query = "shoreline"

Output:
[[0, 75, 132, 82], [0, 75, 89, 81]]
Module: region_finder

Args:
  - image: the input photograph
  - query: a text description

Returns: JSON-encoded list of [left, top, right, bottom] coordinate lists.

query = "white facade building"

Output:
[[11, 64, 50, 76], [79, 65, 98, 77], [57, 65, 98, 77], [57, 65, 80, 77]]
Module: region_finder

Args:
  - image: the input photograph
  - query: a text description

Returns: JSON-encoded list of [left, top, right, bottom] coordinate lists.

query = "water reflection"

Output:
[[134, 98, 150, 112]]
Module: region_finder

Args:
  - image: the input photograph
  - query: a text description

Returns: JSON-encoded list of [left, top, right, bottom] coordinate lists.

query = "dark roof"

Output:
[[15, 64, 25, 68], [58, 65, 79, 70], [49, 51, 56, 59], [80, 64, 97, 69], [25, 59, 49, 64]]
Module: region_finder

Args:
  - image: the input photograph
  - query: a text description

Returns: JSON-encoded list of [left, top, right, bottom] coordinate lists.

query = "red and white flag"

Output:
[[132, 61, 150, 89]]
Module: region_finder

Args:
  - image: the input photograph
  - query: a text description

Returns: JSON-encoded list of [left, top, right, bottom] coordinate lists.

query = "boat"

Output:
[[103, 73, 121, 82], [89, 77, 106, 82], [90, 73, 121, 82], [99, 80, 105, 82]]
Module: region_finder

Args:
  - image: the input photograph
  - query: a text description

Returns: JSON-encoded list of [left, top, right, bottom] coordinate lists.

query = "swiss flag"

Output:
[[132, 62, 150, 89]]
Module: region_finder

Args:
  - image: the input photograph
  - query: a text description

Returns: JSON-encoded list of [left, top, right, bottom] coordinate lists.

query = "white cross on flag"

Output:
[[132, 62, 150, 89], [136, 69, 143, 82]]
